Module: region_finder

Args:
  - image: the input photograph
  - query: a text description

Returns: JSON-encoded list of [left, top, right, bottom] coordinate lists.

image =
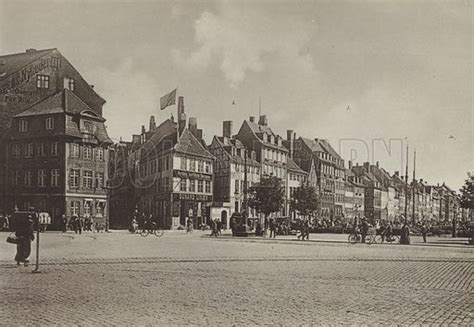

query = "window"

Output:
[[70, 144, 80, 158], [36, 75, 49, 89], [96, 148, 104, 161], [197, 180, 203, 193], [19, 119, 28, 132], [51, 169, 59, 187], [235, 201, 239, 212], [205, 162, 211, 173], [83, 170, 93, 188], [205, 181, 211, 193], [198, 161, 204, 172], [70, 169, 80, 187], [95, 172, 104, 188], [71, 201, 80, 216], [38, 169, 46, 187], [180, 178, 187, 192], [164, 156, 169, 171], [83, 121, 94, 133], [64, 77, 75, 91], [51, 57, 61, 68], [95, 202, 104, 217], [51, 142, 58, 156], [235, 179, 240, 194], [45, 117, 54, 130], [24, 143, 33, 158], [13, 144, 21, 158], [189, 159, 196, 171], [14, 170, 22, 186], [24, 170, 32, 187], [83, 146, 92, 160], [37, 143, 46, 157], [181, 157, 187, 170], [84, 201, 91, 217], [189, 179, 196, 192]]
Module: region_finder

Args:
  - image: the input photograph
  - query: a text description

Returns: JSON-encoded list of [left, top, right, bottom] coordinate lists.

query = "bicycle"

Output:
[[140, 222, 164, 237], [348, 232, 374, 245], [374, 234, 400, 244]]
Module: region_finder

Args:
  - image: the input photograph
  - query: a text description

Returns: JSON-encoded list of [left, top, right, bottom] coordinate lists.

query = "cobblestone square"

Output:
[[0, 231, 473, 326]]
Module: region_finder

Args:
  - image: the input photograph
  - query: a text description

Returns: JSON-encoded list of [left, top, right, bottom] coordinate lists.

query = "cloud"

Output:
[[85, 59, 163, 141], [173, 7, 315, 87]]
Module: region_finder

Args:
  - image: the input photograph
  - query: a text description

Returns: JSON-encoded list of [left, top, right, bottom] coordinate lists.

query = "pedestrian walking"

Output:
[[269, 219, 276, 238], [400, 223, 410, 245], [62, 214, 67, 233], [303, 220, 310, 240], [13, 214, 35, 266], [421, 223, 428, 243]]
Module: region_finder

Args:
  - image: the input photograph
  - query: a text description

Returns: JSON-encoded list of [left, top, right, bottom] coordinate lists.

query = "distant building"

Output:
[[109, 97, 215, 229], [286, 157, 308, 221], [208, 121, 261, 229], [290, 137, 344, 221], [236, 115, 289, 217]]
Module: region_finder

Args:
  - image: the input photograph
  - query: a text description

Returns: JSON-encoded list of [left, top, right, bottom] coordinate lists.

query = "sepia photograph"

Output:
[[0, 0, 472, 325]]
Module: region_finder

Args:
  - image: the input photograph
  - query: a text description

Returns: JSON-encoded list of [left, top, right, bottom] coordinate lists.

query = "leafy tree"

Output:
[[248, 175, 284, 220], [290, 183, 319, 220], [459, 173, 473, 218]]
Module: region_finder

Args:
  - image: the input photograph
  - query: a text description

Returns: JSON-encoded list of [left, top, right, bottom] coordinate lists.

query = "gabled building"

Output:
[[286, 157, 308, 221], [5, 89, 112, 228], [110, 97, 215, 229], [0, 48, 106, 215], [351, 163, 382, 223], [290, 136, 344, 220], [208, 121, 261, 228], [236, 115, 289, 216]]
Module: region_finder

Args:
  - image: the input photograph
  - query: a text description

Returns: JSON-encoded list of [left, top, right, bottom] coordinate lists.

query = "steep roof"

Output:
[[300, 137, 324, 153], [0, 48, 56, 79], [318, 139, 342, 160], [245, 120, 274, 136], [214, 137, 260, 166], [13, 89, 111, 144], [287, 158, 307, 175], [175, 129, 214, 159]]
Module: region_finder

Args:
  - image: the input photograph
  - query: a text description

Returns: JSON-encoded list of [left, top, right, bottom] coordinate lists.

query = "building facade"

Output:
[[208, 121, 261, 229], [0, 48, 106, 215], [5, 89, 111, 228]]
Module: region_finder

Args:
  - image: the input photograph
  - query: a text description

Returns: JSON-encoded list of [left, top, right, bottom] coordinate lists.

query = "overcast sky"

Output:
[[1, 0, 472, 190]]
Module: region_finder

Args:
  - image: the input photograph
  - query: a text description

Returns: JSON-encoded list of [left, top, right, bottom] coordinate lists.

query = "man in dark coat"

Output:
[[360, 218, 369, 243], [14, 215, 35, 266], [269, 219, 276, 238]]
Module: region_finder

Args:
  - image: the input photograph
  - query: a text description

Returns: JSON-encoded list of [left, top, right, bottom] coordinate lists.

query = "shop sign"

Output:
[[173, 193, 212, 202], [173, 170, 211, 181]]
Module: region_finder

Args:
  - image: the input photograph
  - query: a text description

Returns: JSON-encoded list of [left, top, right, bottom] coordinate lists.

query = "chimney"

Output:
[[25, 48, 37, 53], [89, 85, 95, 89], [178, 96, 186, 135], [376, 161, 379, 168], [223, 121, 233, 139], [196, 129, 203, 140], [363, 162, 370, 173], [258, 115, 268, 126], [149, 116, 156, 132], [141, 125, 146, 135], [189, 117, 197, 131], [287, 129, 294, 159], [249, 116, 255, 123], [394, 171, 399, 177], [348, 161, 353, 169]]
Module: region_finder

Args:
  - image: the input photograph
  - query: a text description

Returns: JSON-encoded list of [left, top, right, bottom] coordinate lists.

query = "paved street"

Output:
[[1, 231, 473, 326]]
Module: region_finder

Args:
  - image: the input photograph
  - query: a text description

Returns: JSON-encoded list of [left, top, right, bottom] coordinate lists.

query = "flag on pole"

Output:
[[160, 88, 177, 110]]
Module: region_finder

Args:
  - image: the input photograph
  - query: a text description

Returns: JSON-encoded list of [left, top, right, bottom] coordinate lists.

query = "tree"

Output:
[[290, 184, 319, 220], [248, 175, 284, 221], [459, 173, 474, 218]]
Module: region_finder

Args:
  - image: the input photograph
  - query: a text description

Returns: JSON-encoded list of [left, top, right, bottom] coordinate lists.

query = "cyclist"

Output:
[[384, 222, 393, 242], [360, 218, 369, 243]]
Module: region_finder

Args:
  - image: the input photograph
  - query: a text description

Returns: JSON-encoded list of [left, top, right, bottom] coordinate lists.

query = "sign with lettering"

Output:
[[173, 193, 212, 202], [173, 170, 211, 181], [0, 57, 53, 95]]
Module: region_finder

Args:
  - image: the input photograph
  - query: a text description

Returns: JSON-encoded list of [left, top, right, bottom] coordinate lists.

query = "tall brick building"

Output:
[[0, 48, 111, 226]]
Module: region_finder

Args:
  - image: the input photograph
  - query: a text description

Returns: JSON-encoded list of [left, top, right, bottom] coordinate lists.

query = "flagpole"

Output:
[[175, 86, 179, 145]]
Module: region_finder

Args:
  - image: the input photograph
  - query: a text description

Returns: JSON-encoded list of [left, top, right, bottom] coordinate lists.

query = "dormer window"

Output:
[[19, 119, 28, 132], [83, 121, 94, 133], [36, 75, 49, 89], [64, 77, 75, 91], [51, 57, 61, 68]]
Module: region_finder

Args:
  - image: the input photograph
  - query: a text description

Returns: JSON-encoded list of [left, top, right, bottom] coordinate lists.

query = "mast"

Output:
[[412, 149, 416, 225], [404, 144, 409, 224]]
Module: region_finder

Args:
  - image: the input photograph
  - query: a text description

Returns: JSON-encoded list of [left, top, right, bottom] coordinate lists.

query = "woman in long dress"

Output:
[[15, 216, 35, 266]]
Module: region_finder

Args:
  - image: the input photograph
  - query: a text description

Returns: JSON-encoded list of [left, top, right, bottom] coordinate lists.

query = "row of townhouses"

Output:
[[0, 48, 469, 230]]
